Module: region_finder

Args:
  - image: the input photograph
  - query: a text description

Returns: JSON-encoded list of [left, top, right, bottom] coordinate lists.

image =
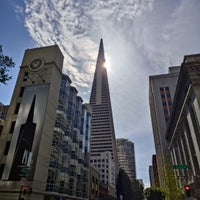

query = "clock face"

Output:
[[29, 58, 44, 71]]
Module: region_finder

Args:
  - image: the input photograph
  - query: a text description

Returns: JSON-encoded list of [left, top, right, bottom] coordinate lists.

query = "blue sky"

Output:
[[1, 0, 200, 187]]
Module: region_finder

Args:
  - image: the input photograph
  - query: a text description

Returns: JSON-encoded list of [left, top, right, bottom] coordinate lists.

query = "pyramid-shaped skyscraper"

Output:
[[90, 39, 118, 193]]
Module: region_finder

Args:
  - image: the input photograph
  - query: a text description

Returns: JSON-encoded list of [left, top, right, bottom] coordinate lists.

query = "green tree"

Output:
[[0, 45, 15, 84], [144, 187, 165, 200], [162, 159, 183, 200]]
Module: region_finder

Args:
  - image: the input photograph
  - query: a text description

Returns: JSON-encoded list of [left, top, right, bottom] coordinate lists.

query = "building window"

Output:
[[9, 121, 16, 133], [0, 164, 5, 179], [19, 87, 25, 97], [4, 141, 10, 155], [0, 125, 3, 136], [160, 86, 172, 122], [14, 103, 20, 114]]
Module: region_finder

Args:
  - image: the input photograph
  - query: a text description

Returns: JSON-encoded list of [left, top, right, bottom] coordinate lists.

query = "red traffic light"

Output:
[[23, 186, 28, 190], [184, 185, 191, 198], [23, 186, 28, 194], [184, 185, 190, 191]]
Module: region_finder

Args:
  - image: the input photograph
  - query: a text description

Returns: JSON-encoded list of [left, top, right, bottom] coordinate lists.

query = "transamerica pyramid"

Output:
[[90, 39, 118, 169]]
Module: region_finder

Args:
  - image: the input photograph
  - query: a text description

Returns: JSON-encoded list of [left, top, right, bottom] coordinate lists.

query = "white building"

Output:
[[90, 151, 116, 189], [149, 66, 180, 186]]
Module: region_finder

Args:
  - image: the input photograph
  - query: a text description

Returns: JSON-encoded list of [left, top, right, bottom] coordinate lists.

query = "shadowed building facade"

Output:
[[166, 54, 200, 197], [89, 39, 118, 198], [0, 45, 91, 200]]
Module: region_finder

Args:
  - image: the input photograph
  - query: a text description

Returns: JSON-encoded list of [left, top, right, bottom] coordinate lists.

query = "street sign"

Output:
[[172, 164, 190, 169], [20, 167, 31, 175]]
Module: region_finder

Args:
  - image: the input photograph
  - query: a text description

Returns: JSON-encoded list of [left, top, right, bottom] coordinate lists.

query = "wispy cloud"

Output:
[[133, 0, 200, 72], [21, 0, 154, 99]]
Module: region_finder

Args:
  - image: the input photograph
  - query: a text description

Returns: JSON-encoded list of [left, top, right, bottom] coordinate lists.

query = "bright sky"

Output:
[[1, 0, 200, 188]]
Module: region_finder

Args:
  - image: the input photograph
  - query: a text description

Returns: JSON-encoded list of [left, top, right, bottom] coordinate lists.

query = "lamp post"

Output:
[[18, 185, 24, 200]]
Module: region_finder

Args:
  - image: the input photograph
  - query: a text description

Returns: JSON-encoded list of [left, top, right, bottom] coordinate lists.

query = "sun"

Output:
[[103, 54, 111, 72]]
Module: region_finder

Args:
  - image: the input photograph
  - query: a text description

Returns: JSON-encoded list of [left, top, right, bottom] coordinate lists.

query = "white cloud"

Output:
[[133, 0, 200, 72]]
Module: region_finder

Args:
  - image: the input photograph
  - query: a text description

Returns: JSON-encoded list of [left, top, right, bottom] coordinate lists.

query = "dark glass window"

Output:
[[19, 87, 25, 97], [4, 141, 10, 155], [14, 103, 20, 114], [162, 102, 167, 106], [0, 125, 3, 136], [0, 164, 5, 179], [9, 121, 16, 133]]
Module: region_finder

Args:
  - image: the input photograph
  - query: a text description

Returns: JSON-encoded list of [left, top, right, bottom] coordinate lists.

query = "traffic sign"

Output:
[[172, 164, 190, 169], [20, 167, 31, 174]]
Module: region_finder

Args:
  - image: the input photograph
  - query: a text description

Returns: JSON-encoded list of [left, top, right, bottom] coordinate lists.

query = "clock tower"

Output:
[[0, 45, 64, 199]]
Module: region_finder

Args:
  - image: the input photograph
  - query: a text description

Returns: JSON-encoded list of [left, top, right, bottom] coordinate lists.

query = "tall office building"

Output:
[[0, 45, 91, 200], [149, 154, 159, 187], [116, 138, 136, 182], [149, 165, 154, 187], [89, 39, 118, 197], [149, 66, 180, 186]]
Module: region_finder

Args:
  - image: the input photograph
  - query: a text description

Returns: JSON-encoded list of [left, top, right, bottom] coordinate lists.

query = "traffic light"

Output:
[[184, 185, 191, 198], [23, 186, 28, 195]]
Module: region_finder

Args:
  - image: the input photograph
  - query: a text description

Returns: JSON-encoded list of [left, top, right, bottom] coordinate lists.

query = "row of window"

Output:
[[91, 126, 111, 130], [91, 158, 109, 163], [160, 86, 172, 122]]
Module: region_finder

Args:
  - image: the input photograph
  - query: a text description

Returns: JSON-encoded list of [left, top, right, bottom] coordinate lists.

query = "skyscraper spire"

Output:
[[96, 38, 105, 66], [90, 39, 110, 105]]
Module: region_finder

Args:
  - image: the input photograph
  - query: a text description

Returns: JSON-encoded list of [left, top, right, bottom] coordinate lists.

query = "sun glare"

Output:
[[104, 54, 111, 71]]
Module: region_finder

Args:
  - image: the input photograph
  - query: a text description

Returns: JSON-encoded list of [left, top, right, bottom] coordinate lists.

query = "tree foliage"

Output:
[[162, 158, 183, 200], [144, 187, 165, 200], [0, 45, 15, 84]]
